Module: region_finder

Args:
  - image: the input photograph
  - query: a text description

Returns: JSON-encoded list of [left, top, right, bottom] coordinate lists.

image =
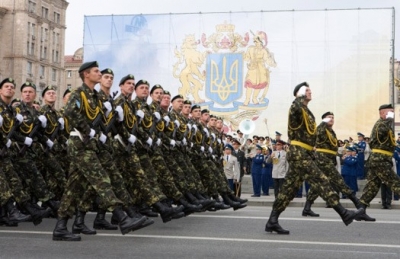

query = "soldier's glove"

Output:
[[170, 139, 176, 147], [99, 132, 107, 144], [153, 112, 161, 122], [174, 119, 180, 128], [187, 124, 192, 131], [322, 117, 332, 123], [128, 134, 137, 144], [182, 137, 187, 146], [58, 117, 65, 130], [208, 146, 213, 154], [200, 146, 205, 152], [136, 110, 144, 119], [46, 139, 54, 149], [223, 140, 227, 145], [156, 138, 162, 146], [38, 115, 47, 128], [24, 137, 33, 146], [217, 139, 221, 144], [203, 127, 209, 137], [163, 115, 170, 126], [103, 101, 112, 117], [192, 124, 198, 133], [146, 137, 153, 146], [211, 132, 216, 140], [190, 142, 193, 148], [115, 106, 124, 122], [15, 113, 23, 124], [0, 115, 3, 127], [386, 111, 394, 119], [89, 129, 96, 139], [6, 139, 11, 148]]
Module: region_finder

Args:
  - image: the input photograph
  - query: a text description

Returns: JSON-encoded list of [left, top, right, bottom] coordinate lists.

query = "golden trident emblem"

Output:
[[210, 56, 239, 101]]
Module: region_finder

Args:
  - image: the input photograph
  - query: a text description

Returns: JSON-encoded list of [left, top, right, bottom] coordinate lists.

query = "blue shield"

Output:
[[205, 53, 243, 105]]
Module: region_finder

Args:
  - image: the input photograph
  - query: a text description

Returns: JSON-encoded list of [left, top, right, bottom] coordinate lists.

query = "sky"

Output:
[[65, 0, 400, 57]]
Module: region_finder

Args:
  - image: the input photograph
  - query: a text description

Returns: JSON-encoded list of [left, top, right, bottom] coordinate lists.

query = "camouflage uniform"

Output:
[[58, 84, 122, 219], [359, 117, 400, 205], [272, 97, 340, 213]]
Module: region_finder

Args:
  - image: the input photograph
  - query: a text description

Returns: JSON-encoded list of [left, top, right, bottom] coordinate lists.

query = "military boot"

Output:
[[112, 207, 146, 235], [22, 201, 52, 226], [191, 192, 216, 210], [179, 198, 203, 214], [139, 204, 159, 217], [211, 197, 231, 211], [72, 211, 97, 235], [228, 193, 248, 204], [333, 204, 364, 226], [265, 210, 290, 234], [93, 209, 118, 230], [302, 200, 320, 217], [0, 206, 18, 227], [5, 199, 31, 223], [353, 203, 376, 222], [43, 199, 60, 217], [124, 206, 153, 231], [153, 201, 176, 223], [221, 194, 247, 211], [53, 217, 81, 241]]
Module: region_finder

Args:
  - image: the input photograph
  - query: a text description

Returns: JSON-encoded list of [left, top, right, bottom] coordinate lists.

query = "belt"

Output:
[[316, 148, 337, 155], [372, 149, 393, 156], [290, 140, 313, 151]]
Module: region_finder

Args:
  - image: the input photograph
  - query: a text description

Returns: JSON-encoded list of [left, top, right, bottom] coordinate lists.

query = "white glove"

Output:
[[89, 128, 96, 138], [182, 138, 187, 146], [115, 106, 124, 122], [322, 117, 332, 123], [38, 115, 47, 128], [203, 127, 209, 137], [223, 140, 227, 145], [136, 110, 144, 119], [16, 113, 23, 124], [208, 146, 213, 154], [58, 117, 65, 130], [153, 112, 161, 122], [217, 139, 221, 144], [296, 86, 307, 97], [192, 124, 198, 132], [0, 115, 3, 127], [201, 146, 205, 152], [156, 138, 162, 146], [99, 132, 107, 144], [103, 101, 112, 117], [174, 119, 180, 128], [191, 142, 193, 148], [211, 132, 216, 140], [6, 139, 11, 148], [386, 111, 394, 119], [163, 115, 170, 126], [46, 139, 54, 149], [128, 134, 137, 144], [146, 137, 153, 146], [170, 139, 176, 147], [24, 137, 33, 146], [187, 124, 192, 131]]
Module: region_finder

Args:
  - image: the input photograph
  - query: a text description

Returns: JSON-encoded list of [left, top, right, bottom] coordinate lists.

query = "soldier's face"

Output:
[[182, 104, 191, 115], [151, 88, 164, 102], [161, 94, 171, 108], [63, 92, 71, 106], [101, 74, 114, 89], [209, 117, 216, 126], [0, 83, 15, 99], [326, 115, 334, 126], [172, 98, 183, 111], [380, 108, 394, 120], [276, 143, 283, 150], [21, 87, 36, 104], [191, 109, 201, 119], [135, 84, 149, 99], [305, 87, 312, 101], [86, 67, 102, 84], [121, 79, 135, 96], [201, 113, 210, 123], [216, 119, 223, 129], [44, 90, 56, 104]]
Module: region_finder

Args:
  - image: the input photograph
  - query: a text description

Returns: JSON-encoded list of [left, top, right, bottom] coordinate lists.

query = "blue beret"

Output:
[[275, 131, 282, 136], [224, 144, 233, 150]]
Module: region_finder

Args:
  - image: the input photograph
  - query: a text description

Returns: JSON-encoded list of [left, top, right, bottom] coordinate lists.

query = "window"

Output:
[[27, 22, 31, 36], [41, 7, 48, 19], [28, 1, 36, 13], [30, 42, 35, 55], [67, 70, 72, 78], [55, 33, 59, 45], [43, 47, 47, 59], [31, 23, 36, 37], [26, 42, 30, 55], [27, 61, 32, 75], [52, 31, 55, 44], [52, 69, 56, 81], [39, 65, 45, 78], [44, 28, 48, 41], [55, 51, 59, 62], [54, 12, 60, 24]]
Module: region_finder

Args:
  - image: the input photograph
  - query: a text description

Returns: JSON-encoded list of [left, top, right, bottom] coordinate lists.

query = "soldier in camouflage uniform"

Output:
[[53, 61, 146, 241], [265, 82, 363, 235], [302, 111, 375, 221], [358, 104, 400, 219]]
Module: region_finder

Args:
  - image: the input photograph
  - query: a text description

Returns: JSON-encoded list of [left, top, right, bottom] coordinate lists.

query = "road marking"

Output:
[[1, 230, 400, 248]]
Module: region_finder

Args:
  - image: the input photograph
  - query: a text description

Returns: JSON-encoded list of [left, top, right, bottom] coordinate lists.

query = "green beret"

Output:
[[63, 87, 72, 98], [11, 98, 20, 105], [379, 104, 393, 110], [201, 109, 210, 114], [42, 85, 56, 97], [150, 84, 163, 94], [293, 82, 309, 96], [78, 61, 99, 73], [0, 78, 16, 89], [183, 100, 192, 105], [171, 94, 184, 102], [191, 104, 201, 112], [321, 111, 334, 119], [135, 79, 149, 89], [119, 74, 135, 86], [101, 68, 114, 76], [210, 114, 217, 119], [163, 90, 171, 96], [20, 82, 36, 91]]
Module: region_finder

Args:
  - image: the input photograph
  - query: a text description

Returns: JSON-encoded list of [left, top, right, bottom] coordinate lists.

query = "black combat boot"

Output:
[[353, 203, 376, 222], [53, 217, 81, 241], [72, 211, 97, 235], [228, 193, 248, 204], [93, 209, 118, 230], [333, 204, 364, 226], [139, 204, 159, 217], [265, 211, 290, 234], [43, 199, 60, 217], [191, 192, 216, 210], [221, 194, 247, 211], [112, 206, 146, 235], [124, 206, 153, 231], [179, 198, 203, 214], [0, 206, 18, 227], [22, 201, 52, 226], [5, 199, 31, 223], [302, 200, 320, 217], [153, 201, 176, 223], [211, 197, 231, 211]]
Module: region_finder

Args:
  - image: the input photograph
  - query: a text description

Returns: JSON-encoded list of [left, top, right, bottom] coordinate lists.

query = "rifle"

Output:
[[101, 91, 119, 135], [82, 111, 103, 144], [125, 116, 141, 154], [19, 120, 41, 155], [44, 121, 61, 154]]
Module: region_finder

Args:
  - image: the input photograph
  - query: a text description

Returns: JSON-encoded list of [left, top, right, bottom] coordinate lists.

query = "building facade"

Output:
[[63, 47, 83, 105], [0, 0, 68, 108]]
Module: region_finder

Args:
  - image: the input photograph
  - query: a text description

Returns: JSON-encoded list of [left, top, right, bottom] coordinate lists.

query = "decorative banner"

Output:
[[84, 9, 393, 140]]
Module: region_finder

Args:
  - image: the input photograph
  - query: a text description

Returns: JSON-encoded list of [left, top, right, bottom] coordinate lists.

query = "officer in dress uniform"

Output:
[[251, 145, 264, 197], [356, 132, 366, 179]]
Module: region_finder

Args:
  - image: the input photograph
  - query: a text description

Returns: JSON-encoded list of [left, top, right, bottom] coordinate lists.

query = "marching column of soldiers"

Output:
[[0, 61, 247, 241]]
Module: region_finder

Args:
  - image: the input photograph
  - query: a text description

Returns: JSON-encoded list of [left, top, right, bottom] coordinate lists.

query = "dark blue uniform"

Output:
[[251, 153, 264, 197], [342, 155, 358, 196]]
